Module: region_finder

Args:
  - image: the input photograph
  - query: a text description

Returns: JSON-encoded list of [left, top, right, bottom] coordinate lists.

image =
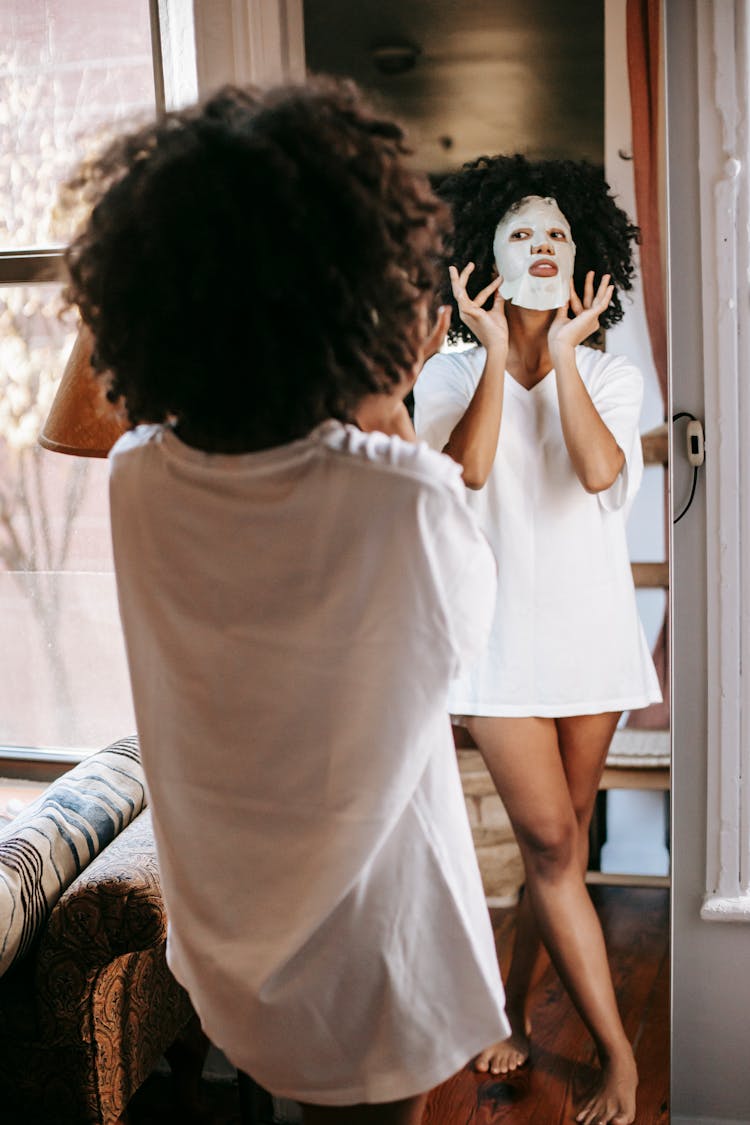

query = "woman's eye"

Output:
[[509, 230, 530, 240], [550, 230, 567, 240]]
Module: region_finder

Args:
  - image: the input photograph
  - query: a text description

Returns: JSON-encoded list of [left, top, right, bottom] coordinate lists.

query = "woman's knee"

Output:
[[516, 814, 578, 877], [571, 794, 598, 832]]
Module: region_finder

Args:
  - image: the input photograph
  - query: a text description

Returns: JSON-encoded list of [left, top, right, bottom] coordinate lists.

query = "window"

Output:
[[1, 1, 157, 761]]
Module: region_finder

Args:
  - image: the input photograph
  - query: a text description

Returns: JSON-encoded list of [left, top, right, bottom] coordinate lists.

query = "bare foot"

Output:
[[473, 1025, 530, 1076], [576, 1053, 638, 1125]]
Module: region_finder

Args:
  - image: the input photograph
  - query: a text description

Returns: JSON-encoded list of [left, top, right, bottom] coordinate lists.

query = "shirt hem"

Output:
[[451, 692, 663, 720], [253, 1019, 511, 1106], [167, 941, 511, 1109]]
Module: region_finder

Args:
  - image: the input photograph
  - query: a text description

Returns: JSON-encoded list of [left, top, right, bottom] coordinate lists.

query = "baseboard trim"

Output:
[[671, 1115, 750, 1124]]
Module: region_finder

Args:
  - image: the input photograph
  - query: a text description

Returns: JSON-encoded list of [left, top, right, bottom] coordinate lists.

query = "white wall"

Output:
[[668, 2, 750, 1121]]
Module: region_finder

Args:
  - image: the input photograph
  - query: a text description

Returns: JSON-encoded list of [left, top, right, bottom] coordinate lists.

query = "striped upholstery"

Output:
[[0, 736, 146, 978]]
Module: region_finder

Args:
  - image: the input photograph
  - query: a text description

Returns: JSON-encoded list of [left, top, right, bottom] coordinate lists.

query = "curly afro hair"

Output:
[[64, 78, 448, 452], [436, 154, 639, 345]]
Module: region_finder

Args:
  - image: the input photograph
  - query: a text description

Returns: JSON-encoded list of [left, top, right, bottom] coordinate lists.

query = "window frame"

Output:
[[693, 0, 750, 923], [0, 0, 167, 777], [0, 0, 305, 777]]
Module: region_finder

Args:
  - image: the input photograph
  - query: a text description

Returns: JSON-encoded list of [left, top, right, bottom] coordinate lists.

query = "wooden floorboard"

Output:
[[423, 887, 669, 1125], [631, 950, 670, 1124]]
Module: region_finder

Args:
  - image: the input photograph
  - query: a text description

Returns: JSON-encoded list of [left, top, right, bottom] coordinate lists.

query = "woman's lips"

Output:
[[528, 259, 558, 277]]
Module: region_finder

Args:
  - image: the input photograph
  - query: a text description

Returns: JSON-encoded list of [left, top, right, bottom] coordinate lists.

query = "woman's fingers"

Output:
[[569, 279, 584, 316], [592, 283, 614, 315], [449, 261, 476, 292], [452, 264, 500, 299], [595, 273, 612, 303], [474, 275, 503, 307], [492, 288, 506, 313], [551, 302, 571, 330], [449, 262, 474, 304], [449, 263, 502, 321], [569, 272, 612, 327]]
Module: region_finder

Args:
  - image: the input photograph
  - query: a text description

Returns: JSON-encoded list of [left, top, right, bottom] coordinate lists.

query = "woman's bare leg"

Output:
[[474, 711, 623, 1077], [472, 718, 556, 1076], [475, 877, 548, 1074], [301, 1093, 427, 1124], [467, 714, 636, 1125], [556, 711, 621, 872], [555, 712, 635, 1125]]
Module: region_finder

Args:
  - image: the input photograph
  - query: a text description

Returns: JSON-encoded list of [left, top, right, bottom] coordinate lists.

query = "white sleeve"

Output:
[[413, 351, 477, 454], [444, 517, 498, 677], [588, 355, 645, 514], [422, 479, 497, 678]]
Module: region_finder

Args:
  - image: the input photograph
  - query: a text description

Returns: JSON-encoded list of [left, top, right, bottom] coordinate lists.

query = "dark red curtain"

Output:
[[626, 0, 669, 730]]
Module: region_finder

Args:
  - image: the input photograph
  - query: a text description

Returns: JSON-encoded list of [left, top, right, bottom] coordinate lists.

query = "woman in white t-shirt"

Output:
[[63, 81, 509, 1125], [415, 156, 661, 1125]]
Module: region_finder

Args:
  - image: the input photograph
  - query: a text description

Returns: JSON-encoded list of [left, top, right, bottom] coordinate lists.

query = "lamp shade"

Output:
[[38, 327, 128, 457]]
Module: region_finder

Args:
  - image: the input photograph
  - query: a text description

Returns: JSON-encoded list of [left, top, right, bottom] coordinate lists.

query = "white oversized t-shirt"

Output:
[[109, 420, 509, 1105], [414, 344, 662, 717]]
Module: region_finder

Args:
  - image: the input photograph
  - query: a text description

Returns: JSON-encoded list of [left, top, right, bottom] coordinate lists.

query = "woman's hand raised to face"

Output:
[[547, 271, 614, 355], [449, 263, 509, 354]]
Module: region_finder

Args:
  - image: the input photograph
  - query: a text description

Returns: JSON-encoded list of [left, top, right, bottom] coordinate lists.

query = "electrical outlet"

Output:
[[686, 419, 705, 466]]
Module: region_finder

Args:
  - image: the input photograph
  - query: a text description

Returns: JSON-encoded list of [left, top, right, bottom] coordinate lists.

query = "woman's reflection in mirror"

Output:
[[414, 155, 662, 1125]]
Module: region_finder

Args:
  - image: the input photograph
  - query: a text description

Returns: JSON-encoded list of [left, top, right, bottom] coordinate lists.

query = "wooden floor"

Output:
[[129, 887, 669, 1125], [423, 887, 669, 1124]]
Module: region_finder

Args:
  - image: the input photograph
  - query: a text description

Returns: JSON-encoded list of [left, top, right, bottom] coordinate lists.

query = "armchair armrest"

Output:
[[35, 810, 169, 1032]]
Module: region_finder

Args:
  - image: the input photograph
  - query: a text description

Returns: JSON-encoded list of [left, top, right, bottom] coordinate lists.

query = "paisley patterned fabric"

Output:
[[0, 735, 145, 977], [0, 742, 197, 1123]]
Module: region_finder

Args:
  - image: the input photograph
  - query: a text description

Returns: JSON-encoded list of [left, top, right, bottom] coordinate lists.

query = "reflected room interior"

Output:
[[300, 1, 670, 1122]]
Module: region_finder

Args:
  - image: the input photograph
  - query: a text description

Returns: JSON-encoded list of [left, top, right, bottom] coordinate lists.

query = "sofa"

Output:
[[0, 735, 204, 1124]]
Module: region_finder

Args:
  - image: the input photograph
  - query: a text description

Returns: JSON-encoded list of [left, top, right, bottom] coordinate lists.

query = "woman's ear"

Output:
[[418, 305, 452, 368]]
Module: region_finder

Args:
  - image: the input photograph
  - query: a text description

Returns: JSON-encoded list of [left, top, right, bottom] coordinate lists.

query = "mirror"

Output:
[[302, 0, 670, 1117]]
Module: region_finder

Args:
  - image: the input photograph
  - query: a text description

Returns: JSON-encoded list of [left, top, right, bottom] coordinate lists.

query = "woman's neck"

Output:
[[505, 304, 558, 389]]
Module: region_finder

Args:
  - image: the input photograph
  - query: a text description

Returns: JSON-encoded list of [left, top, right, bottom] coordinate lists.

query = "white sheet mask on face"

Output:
[[493, 195, 576, 311]]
